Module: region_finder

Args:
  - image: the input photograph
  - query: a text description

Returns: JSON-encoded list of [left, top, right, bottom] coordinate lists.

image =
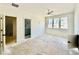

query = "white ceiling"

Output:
[[0, 3, 75, 16], [18, 3, 75, 15]]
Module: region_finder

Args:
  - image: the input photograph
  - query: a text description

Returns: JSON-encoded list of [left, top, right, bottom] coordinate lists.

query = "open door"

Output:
[[5, 16, 16, 45], [0, 15, 16, 54], [0, 15, 5, 54]]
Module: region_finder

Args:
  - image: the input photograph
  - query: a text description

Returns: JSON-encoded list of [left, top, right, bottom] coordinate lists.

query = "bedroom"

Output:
[[0, 3, 79, 55]]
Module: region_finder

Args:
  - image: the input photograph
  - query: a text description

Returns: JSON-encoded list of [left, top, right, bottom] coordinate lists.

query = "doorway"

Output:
[[5, 16, 16, 45], [25, 19, 31, 38]]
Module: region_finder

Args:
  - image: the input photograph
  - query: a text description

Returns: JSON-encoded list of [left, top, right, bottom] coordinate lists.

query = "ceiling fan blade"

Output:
[[47, 10, 53, 15]]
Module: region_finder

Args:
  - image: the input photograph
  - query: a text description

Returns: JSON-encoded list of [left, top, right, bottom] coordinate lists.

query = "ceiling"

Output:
[[0, 3, 75, 16]]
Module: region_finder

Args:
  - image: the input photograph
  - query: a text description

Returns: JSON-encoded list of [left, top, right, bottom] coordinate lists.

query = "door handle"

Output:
[[0, 29, 3, 31], [0, 41, 3, 43], [2, 34, 5, 36], [0, 17, 2, 19], [68, 41, 72, 43]]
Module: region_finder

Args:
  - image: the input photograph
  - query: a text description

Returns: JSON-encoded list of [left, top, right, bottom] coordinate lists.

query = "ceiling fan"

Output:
[[47, 9, 54, 15]]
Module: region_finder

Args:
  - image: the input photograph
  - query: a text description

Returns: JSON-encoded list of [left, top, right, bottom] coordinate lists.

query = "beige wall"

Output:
[[74, 4, 79, 35], [45, 12, 74, 38]]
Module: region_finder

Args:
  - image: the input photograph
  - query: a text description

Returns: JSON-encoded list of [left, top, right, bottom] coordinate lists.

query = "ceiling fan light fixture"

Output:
[[47, 9, 54, 15]]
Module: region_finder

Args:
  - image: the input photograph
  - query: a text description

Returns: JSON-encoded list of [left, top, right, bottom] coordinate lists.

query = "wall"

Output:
[[31, 15, 45, 38], [74, 4, 79, 35], [45, 12, 74, 38], [0, 4, 45, 43]]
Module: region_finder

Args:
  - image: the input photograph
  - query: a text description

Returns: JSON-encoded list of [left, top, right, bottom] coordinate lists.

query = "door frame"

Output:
[[5, 16, 17, 44], [0, 15, 5, 54]]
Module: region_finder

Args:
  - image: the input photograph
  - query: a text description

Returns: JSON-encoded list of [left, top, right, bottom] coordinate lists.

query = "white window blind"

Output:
[[54, 18, 59, 28], [48, 18, 53, 28], [60, 16, 68, 29]]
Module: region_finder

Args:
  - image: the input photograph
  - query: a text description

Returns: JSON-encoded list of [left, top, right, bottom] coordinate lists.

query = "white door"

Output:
[[0, 15, 5, 54]]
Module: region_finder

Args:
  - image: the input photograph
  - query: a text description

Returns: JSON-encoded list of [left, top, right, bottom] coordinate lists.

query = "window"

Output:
[[54, 18, 59, 28], [60, 16, 68, 29], [47, 18, 53, 28], [47, 16, 68, 29]]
